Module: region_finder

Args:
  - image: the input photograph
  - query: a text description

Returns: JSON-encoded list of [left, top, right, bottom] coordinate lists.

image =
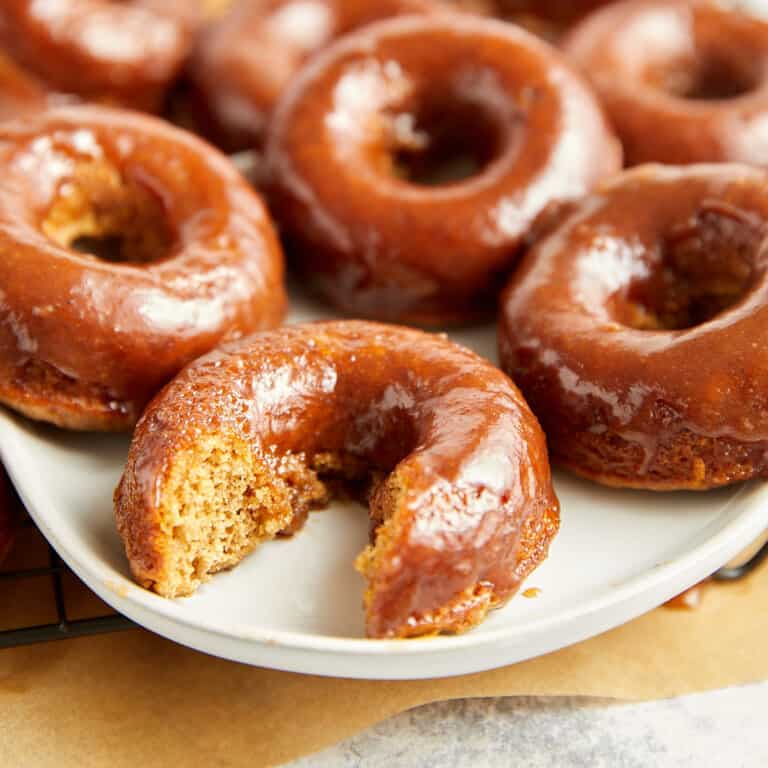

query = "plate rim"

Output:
[[2, 407, 767, 674]]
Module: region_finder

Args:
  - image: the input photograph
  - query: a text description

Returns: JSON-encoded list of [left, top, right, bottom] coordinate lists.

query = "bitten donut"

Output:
[[190, 0, 437, 150], [0, 1, 201, 111], [499, 163, 768, 490], [0, 106, 286, 431], [115, 321, 560, 638], [265, 16, 621, 326], [563, 0, 768, 166]]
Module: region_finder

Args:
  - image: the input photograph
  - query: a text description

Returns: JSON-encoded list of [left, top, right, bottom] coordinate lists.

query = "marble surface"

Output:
[[291, 682, 768, 767]]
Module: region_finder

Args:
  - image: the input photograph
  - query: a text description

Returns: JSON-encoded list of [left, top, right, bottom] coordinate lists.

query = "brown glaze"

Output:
[[265, 15, 621, 326], [190, 0, 437, 151], [499, 163, 768, 490], [115, 320, 560, 638], [0, 49, 56, 122], [0, 106, 286, 431], [0, 0, 202, 111], [563, 0, 768, 166], [452, 0, 615, 40]]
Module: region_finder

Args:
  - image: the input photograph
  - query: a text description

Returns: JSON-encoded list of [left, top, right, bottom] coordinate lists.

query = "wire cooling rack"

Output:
[[2, 473, 767, 650], [0, 480, 134, 650]]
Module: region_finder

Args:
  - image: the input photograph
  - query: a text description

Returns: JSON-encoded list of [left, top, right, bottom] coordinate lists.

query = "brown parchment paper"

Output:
[[1, 518, 766, 768]]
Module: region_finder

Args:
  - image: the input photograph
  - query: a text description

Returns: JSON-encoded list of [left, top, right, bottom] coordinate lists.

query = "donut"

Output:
[[563, 0, 768, 166], [451, 0, 616, 39], [265, 16, 621, 326], [114, 320, 560, 638], [0, 50, 52, 122], [0, 1, 202, 111], [190, 0, 437, 151], [498, 163, 768, 490], [0, 106, 286, 431]]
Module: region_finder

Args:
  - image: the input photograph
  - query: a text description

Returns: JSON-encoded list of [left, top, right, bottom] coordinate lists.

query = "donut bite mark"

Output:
[[563, 0, 768, 166], [265, 15, 621, 326], [499, 164, 768, 490], [0, 106, 285, 431], [114, 321, 559, 638]]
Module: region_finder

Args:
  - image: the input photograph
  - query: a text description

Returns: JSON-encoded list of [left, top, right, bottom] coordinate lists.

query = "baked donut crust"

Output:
[[114, 321, 560, 638], [0, 106, 286, 431], [499, 163, 768, 490], [190, 0, 437, 150], [0, 0, 201, 111], [265, 15, 621, 326], [563, 0, 768, 166]]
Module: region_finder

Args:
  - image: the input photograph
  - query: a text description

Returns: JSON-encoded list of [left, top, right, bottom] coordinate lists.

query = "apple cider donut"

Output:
[[265, 15, 621, 325], [0, 0, 202, 111], [563, 0, 768, 166], [114, 321, 560, 638], [190, 0, 437, 150], [499, 164, 768, 490], [0, 106, 286, 431]]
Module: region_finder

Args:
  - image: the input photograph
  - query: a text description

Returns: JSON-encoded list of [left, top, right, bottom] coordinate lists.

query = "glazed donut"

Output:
[[0, 50, 52, 122], [0, 1, 202, 111], [0, 106, 286, 431], [115, 320, 560, 638], [451, 0, 616, 39], [499, 163, 768, 490], [190, 0, 437, 151], [265, 16, 621, 326], [563, 0, 768, 166]]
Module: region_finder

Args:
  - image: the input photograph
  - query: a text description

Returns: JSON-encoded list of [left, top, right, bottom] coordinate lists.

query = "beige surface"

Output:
[[1, 519, 766, 768]]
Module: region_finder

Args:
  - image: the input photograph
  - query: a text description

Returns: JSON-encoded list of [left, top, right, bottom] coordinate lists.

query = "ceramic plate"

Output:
[[1, 292, 766, 679]]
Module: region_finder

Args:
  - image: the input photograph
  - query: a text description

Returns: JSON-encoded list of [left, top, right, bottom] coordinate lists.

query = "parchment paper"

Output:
[[1, 517, 766, 768]]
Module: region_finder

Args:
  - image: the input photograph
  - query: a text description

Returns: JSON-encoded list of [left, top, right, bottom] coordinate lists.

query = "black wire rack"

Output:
[[2, 475, 767, 650], [0, 482, 135, 650]]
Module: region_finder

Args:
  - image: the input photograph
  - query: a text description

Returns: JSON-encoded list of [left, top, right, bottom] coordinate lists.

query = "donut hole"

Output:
[[616, 207, 760, 330], [663, 53, 759, 101], [389, 99, 502, 186], [42, 161, 174, 263]]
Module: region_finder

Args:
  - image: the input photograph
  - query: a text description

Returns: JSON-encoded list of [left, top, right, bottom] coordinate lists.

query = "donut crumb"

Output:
[[41, 160, 173, 264]]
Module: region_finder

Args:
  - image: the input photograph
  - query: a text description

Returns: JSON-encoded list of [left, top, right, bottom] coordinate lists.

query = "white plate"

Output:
[[1, 292, 767, 679]]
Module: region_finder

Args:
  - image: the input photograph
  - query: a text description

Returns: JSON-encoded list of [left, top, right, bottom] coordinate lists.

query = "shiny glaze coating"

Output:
[[499, 164, 768, 490], [0, 50, 55, 122], [454, 0, 615, 40], [0, 106, 286, 431], [115, 321, 560, 638], [265, 16, 621, 326], [190, 0, 437, 151], [0, 0, 201, 111], [563, 0, 768, 166]]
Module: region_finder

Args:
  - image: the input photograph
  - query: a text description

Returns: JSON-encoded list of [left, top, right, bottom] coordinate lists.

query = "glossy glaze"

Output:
[[115, 321, 559, 638], [455, 0, 615, 39], [563, 0, 768, 166], [0, 0, 201, 111], [499, 164, 768, 489], [0, 106, 286, 431], [0, 49, 53, 121], [265, 16, 621, 326], [191, 0, 437, 150]]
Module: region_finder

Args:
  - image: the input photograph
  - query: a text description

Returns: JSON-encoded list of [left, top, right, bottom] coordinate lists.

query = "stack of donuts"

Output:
[[1, 0, 767, 637]]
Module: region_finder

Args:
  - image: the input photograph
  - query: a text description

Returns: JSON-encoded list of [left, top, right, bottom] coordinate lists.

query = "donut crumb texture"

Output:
[[42, 161, 173, 264]]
